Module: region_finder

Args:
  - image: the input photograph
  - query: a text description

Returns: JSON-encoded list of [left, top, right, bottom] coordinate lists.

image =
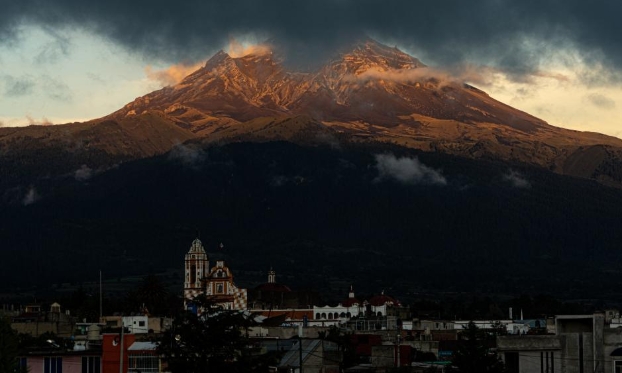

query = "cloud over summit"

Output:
[[1, 0, 622, 79]]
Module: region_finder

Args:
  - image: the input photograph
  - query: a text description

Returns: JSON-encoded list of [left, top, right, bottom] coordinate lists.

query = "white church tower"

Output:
[[184, 238, 209, 308]]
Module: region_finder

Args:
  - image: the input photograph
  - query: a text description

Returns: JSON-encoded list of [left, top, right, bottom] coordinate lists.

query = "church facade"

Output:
[[183, 238, 247, 311]]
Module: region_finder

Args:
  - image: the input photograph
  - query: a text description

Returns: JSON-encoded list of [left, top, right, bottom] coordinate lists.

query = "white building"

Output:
[[312, 287, 396, 323]]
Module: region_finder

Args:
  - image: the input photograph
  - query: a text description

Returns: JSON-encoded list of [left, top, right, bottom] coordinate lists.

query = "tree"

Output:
[[490, 320, 507, 337], [451, 321, 505, 373], [157, 295, 257, 373], [124, 274, 171, 316], [0, 317, 21, 373], [319, 325, 355, 369]]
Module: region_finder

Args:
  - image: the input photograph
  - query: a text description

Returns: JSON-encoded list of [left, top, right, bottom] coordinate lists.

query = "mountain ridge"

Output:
[[99, 38, 622, 185], [3, 38, 622, 187]]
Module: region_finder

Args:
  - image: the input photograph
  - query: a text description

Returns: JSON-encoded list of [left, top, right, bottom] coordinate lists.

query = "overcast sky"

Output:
[[0, 0, 621, 137]]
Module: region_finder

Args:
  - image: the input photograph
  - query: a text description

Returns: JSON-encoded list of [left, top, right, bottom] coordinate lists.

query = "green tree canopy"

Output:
[[157, 295, 258, 373], [451, 321, 505, 373], [124, 274, 173, 316], [0, 317, 20, 373]]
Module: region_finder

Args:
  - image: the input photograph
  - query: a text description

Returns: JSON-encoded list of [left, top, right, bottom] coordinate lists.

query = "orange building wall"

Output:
[[102, 334, 136, 373]]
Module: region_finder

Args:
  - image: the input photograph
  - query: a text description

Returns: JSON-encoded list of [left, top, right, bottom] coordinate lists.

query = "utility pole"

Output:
[[298, 337, 303, 373], [119, 319, 124, 373], [396, 334, 401, 368], [99, 270, 103, 323]]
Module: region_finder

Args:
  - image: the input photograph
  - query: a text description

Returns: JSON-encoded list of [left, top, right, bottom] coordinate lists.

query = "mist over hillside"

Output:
[[3, 141, 622, 302]]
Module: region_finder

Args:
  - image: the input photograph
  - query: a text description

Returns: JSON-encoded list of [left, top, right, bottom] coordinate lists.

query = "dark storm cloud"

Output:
[[1, 0, 621, 79], [34, 27, 71, 64]]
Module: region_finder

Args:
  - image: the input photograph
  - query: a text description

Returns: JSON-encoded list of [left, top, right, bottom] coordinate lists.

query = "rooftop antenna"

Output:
[[99, 270, 102, 323]]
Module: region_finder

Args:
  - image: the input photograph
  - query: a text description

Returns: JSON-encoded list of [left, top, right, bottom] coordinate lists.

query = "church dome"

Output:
[[254, 282, 291, 293], [341, 297, 361, 307], [254, 267, 290, 293], [341, 285, 360, 307], [369, 292, 399, 307]]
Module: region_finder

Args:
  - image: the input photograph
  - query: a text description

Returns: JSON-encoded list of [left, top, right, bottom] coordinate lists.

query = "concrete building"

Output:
[[277, 339, 342, 373], [496, 312, 622, 373], [11, 302, 75, 337], [18, 351, 103, 373], [99, 315, 172, 334]]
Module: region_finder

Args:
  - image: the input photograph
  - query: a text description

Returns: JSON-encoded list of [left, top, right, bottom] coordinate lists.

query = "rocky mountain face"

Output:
[[3, 38, 622, 188], [105, 38, 622, 185], [0, 112, 196, 202], [5, 39, 622, 297]]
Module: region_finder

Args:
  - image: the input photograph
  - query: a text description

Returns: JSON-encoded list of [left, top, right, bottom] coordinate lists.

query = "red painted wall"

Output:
[[102, 333, 136, 373]]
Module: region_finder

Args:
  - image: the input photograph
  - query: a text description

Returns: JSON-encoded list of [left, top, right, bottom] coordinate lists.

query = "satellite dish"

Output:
[[112, 337, 119, 346]]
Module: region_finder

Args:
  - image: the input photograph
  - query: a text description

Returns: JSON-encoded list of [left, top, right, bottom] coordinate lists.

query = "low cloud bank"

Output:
[[74, 164, 93, 181], [23, 186, 40, 205], [504, 170, 531, 189], [168, 143, 206, 166], [375, 154, 446, 185]]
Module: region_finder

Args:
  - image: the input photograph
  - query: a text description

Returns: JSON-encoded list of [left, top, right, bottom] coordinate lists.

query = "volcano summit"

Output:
[[101, 39, 622, 185], [3, 38, 622, 188]]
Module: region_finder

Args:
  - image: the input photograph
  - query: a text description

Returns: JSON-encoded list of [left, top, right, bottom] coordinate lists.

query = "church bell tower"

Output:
[[184, 238, 209, 308]]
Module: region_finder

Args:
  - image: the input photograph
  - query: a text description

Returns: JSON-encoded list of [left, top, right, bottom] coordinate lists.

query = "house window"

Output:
[[216, 283, 224, 294], [615, 360, 622, 373], [44, 357, 62, 373], [139, 321, 146, 327], [81, 356, 101, 373], [17, 357, 27, 371], [128, 354, 159, 373]]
